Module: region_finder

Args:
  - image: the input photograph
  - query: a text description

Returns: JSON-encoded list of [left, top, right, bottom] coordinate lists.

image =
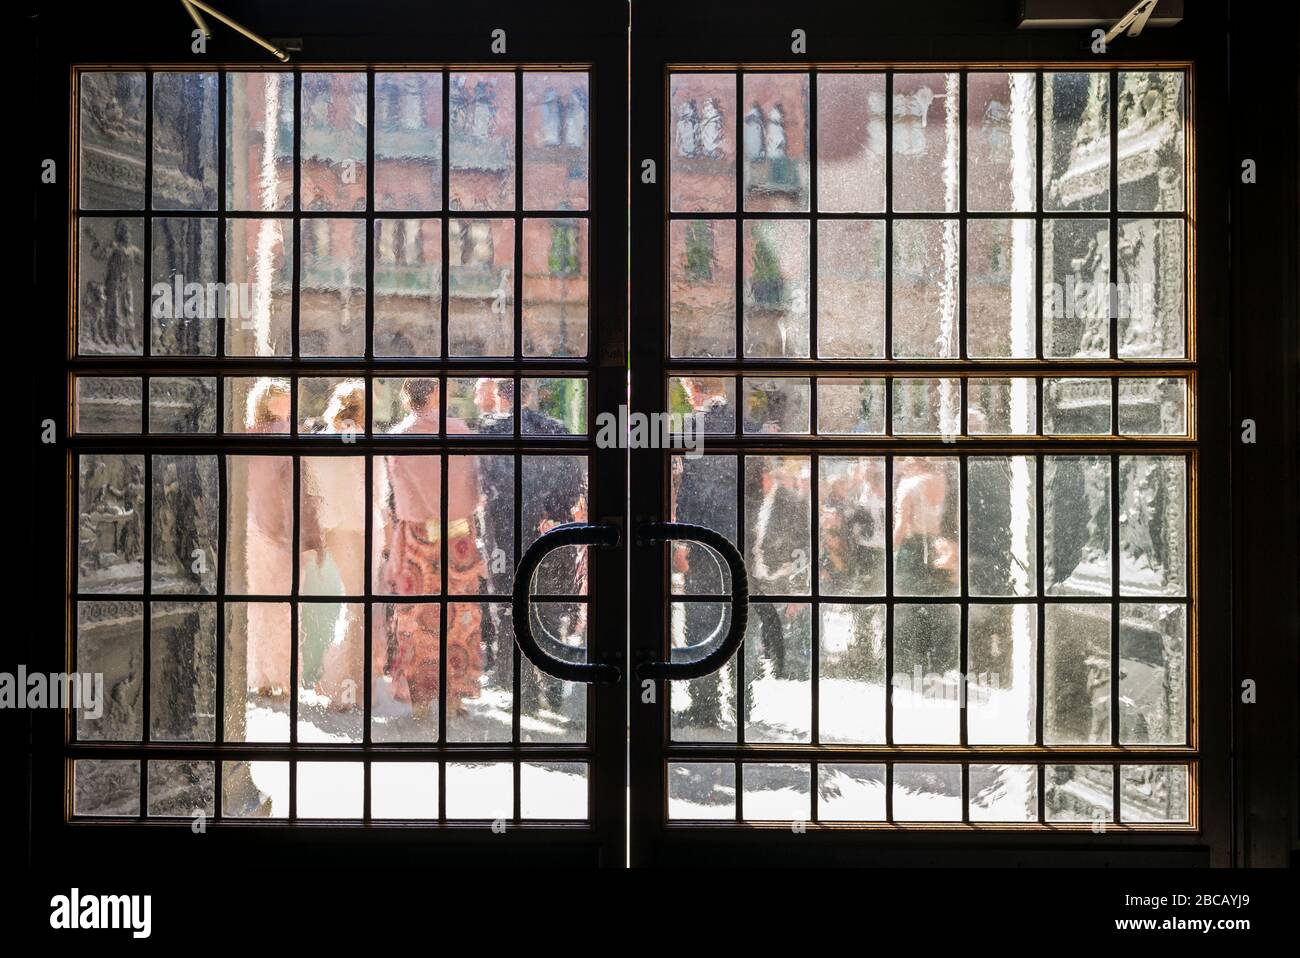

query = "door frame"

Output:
[[626, 0, 1252, 867], [31, 0, 630, 869]]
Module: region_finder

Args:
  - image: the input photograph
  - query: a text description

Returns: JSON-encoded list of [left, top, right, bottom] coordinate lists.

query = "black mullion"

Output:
[[884, 70, 894, 361], [1035, 70, 1044, 362], [441, 69, 451, 363], [959, 455, 969, 753], [289, 453, 300, 820], [292, 69, 302, 364], [514, 70, 524, 363], [958, 71, 968, 362], [139, 447, 152, 818], [1037, 763, 1046, 823], [139, 65, 153, 821], [365, 68, 376, 366], [214, 450, 227, 819], [1108, 69, 1118, 361], [217, 68, 228, 365], [734, 449, 745, 746], [884, 454, 894, 747], [363, 453, 374, 742], [810, 450, 820, 746], [438, 450, 448, 748], [734, 70, 744, 363], [1110, 452, 1121, 751], [808, 69, 819, 365], [1035, 453, 1046, 749], [512, 449, 523, 823]]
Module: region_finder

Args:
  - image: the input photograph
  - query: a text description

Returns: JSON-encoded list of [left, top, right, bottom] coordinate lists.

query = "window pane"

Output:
[[298, 377, 366, 436], [445, 762, 513, 819], [147, 760, 215, 818], [819, 605, 886, 744], [1119, 378, 1187, 436], [892, 73, 960, 213], [671, 454, 737, 595], [1044, 456, 1112, 596], [75, 378, 142, 434], [819, 457, 886, 596], [967, 218, 1036, 358], [968, 604, 1038, 744], [449, 218, 514, 356], [892, 456, 960, 597], [1118, 218, 1185, 358], [1120, 456, 1186, 596], [445, 602, 511, 744], [300, 73, 368, 211], [522, 217, 588, 358], [523, 73, 588, 211], [521, 603, 588, 743], [1121, 764, 1189, 823], [743, 219, 810, 358], [892, 219, 960, 358], [1044, 378, 1113, 436], [371, 762, 438, 820], [375, 72, 442, 211], [226, 72, 294, 212], [299, 456, 366, 595], [670, 73, 736, 213], [150, 601, 216, 742], [745, 456, 811, 596], [374, 218, 441, 357], [373, 377, 439, 434], [224, 218, 293, 356], [669, 602, 738, 743], [743, 73, 809, 212], [670, 219, 736, 359], [1044, 604, 1111, 745], [522, 456, 589, 594], [969, 764, 1038, 822], [742, 763, 810, 821], [743, 377, 809, 434], [967, 72, 1036, 212], [300, 218, 367, 356], [1044, 72, 1109, 212], [151, 216, 218, 355], [1046, 764, 1113, 823], [226, 455, 292, 596], [818, 764, 887, 821], [1118, 72, 1185, 212], [522, 378, 586, 435], [892, 379, 960, 436], [224, 602, 291, 742], [1043, 218, 1110, 358], [78, 216, 145, 356], [817, 219, 885, 358], [152, 72, 218, 210], [967, 378, 1037, 435], [668, 763, 736, 820], [76, 601, 144, 741], [151, 454, 218, 595], [817, 378, 886, 435], [449, 72, 515, 211], [893, 764, 962, 821], [1120, 604, 1187, 746], [222, 760, 289, 818], [297, 761, 364, 819], [149, 377, 210, 441], [79, 72, 145, 210], [447, 376, 512, 433], [816, 73, 885, 213], [75, 760, 141, 817], [669, 377, 737, 435], [968, 456, 1037, 597], [372, 602, 441, 744], [522, 762, 588, 820], [78, 454, 145, 591], [298, 602, 363, 742], [893, 604, 961, 744], [744, 602, 811, 744]]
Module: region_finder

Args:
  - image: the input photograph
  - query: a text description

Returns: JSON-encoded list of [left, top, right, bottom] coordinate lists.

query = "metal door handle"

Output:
[[512, 522, 621, 683], [634, 521, 749, 681]]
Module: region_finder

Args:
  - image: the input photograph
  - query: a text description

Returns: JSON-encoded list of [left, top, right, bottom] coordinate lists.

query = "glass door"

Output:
[[50, 3, 629, 869], [628, 3, 1227, 867]]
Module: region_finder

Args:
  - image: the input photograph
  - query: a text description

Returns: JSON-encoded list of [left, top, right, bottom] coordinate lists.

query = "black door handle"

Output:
[[512, 522, 621, 683], [635, 521, 749, 681]]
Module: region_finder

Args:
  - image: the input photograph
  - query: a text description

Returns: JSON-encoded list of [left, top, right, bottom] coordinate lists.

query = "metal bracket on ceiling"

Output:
[[180, 0, 291, 62]]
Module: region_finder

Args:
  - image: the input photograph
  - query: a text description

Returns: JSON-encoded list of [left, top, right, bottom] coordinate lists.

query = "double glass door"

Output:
[[52, 4, 1219, 870]]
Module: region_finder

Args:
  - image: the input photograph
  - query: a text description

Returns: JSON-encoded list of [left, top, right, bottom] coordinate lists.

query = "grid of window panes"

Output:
[[69, 67, 595, 822], [664, 69, 1193, 826]]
